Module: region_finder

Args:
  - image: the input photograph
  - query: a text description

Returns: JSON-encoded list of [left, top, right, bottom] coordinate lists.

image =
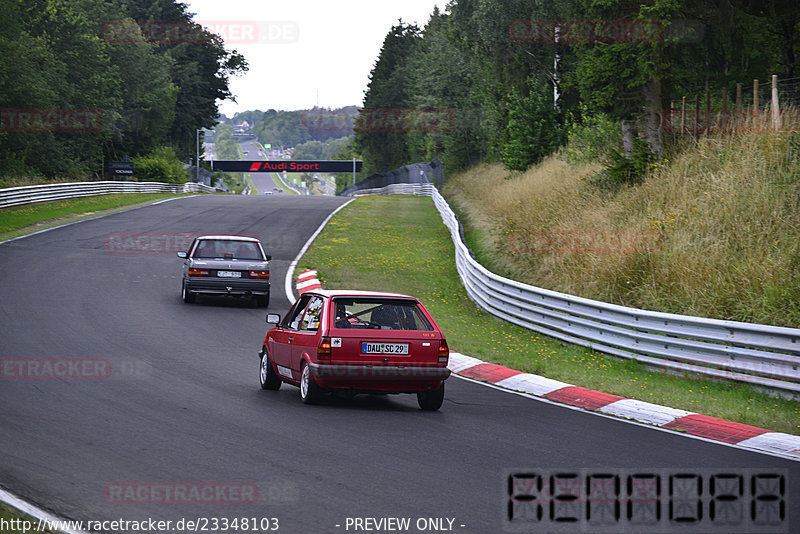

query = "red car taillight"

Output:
[[188, 268, 210, 277], [438, 339, 449, 364], [249, 270, 270, 279], [318, 337, 332, 360]]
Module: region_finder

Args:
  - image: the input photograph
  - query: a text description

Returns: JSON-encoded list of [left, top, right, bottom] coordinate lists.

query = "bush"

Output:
[[592, 138, 657, 190], [501, 79, 564, 171], [132, 146, 187, 183], [563, 107, 622, 164]]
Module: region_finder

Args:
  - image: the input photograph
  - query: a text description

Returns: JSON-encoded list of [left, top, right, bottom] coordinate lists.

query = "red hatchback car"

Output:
[[259, 290, 451, 410]]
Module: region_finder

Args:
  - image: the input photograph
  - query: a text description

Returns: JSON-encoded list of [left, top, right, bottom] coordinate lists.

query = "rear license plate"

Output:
[[362, 342, 409, 355], [217, 270, 241, 278]]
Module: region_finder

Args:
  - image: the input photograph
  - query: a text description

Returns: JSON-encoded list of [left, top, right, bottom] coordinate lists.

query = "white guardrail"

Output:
[[354, 182, 800, 398], [0, 181, 216, 209]]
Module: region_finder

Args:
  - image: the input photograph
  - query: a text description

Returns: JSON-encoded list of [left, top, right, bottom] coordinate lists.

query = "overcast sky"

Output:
[[183, 0, 446, 116]]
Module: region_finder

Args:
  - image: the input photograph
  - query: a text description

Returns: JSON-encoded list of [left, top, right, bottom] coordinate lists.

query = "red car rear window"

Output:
[[332, 298, 433, 331]]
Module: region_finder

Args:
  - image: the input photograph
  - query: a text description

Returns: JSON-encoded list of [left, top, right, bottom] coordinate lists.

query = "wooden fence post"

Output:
[[721, 87, 728, 132], [736, 83, 742, 130], [669, 100, 674, 134], [772, 74, 780, 131], [681, 96, 686, 134], [753, 79, 759, 130], [694, 93, 701, 140]]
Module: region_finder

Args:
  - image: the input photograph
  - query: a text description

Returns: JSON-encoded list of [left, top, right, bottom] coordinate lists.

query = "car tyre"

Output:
[[417, 381, 445, 411], [299, 361, 323, 405], [255, 292, 270, 308], [181, 281, 196, 303], [259, 347, 281, 390]]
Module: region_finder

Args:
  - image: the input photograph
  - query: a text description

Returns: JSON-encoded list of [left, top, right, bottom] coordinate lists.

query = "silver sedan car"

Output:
[[178, 235, 271, 307]]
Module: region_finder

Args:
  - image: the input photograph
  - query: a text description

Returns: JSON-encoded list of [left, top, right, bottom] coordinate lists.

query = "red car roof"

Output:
[[305, 289, 418, 300]]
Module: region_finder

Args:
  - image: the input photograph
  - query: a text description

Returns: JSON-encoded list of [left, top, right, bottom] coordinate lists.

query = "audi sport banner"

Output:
[[212, 160, 362, 173]]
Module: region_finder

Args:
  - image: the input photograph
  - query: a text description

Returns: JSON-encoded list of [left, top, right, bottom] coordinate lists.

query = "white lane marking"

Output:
[[0, 487, 90, 534], [0, 195, 201, 245], [283, 198, 355, 304]]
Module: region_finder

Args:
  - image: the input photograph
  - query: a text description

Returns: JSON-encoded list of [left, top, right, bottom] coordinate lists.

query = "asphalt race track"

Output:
[[1, 194, 797, 533]]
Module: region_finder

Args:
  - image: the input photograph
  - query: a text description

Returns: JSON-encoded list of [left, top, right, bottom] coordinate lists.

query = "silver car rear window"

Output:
[[193, 240, 263, 260]]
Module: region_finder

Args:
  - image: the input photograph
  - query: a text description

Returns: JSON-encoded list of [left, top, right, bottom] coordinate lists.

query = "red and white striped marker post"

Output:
[[296, 269, 322, 294]]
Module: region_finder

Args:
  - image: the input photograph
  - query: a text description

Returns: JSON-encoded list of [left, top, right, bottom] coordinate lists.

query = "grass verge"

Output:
[[297, 195, 800, 435], [0, 193, 194, 241], [245, 174, 258, 195], [444, 132, 800, 327], [0, 502, 56, 533], [271, 173, 299, 195]]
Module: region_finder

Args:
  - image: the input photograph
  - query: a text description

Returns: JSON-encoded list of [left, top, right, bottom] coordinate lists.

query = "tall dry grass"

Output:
[[444, 131, 800, 327]]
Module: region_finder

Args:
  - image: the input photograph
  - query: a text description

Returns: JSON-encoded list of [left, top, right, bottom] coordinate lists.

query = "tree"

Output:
[[733, 0, 799, 78], [0, 0, 248, 180], [408, 7, 485, 170], [132, 146, 187, 183], [356, 22, 421, 175], [121, 0, 247, 158], [567, 0, 687, 156], [0, 0, 120, 177], [501, 78, 565, 170], [330, 138, 362, 193]]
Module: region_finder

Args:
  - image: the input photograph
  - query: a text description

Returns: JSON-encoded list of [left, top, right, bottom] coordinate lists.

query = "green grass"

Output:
[[298, 195, 800, 435], [221, 173, 246, 194], [271, 173, 299, 195], [236, 145, 256, 196], [445, 133, 800, 328], [245, 174, 258, 195], [0, 502, 56, 534], [0, 193, 193, 240]]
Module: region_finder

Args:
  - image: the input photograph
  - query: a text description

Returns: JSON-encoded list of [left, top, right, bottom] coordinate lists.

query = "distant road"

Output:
[[236, 138, 279, 195], [236, 138, 305, 195], [202, 141, 216, 161]]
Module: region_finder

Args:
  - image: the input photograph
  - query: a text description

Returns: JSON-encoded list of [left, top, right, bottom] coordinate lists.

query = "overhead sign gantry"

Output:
[[212, 160, 362, 173]]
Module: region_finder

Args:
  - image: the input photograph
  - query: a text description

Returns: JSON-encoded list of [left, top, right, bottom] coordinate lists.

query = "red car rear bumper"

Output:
[[308, 362, 450, 391]]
